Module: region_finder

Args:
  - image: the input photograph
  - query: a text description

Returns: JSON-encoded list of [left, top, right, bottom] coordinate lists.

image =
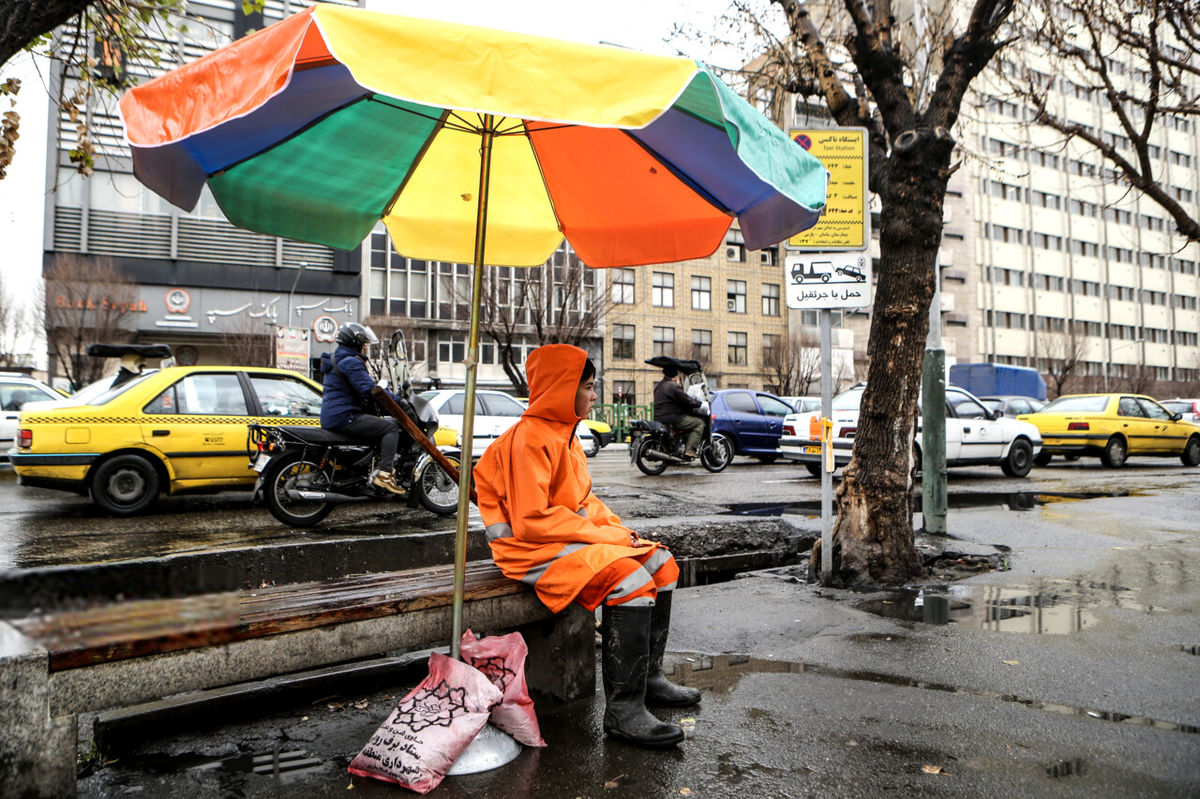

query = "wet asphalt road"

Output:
[[1, 446, 1196, 570], [4, 449, 1199, 796]]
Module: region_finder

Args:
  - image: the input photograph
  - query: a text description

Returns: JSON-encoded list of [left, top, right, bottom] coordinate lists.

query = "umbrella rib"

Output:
[[520, 120, 568, 236], [212, 94, 376, 176], [620, 129, 735, 215], [381, 109, 453, 219]]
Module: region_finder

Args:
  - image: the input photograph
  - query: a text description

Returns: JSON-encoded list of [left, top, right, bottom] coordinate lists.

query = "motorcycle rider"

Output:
[[653, 365, 704, 459], [320, 322, 407, 496]]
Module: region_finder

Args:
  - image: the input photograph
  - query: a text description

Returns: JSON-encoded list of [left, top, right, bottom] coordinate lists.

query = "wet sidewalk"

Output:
[[79, 484, 1200, 797]]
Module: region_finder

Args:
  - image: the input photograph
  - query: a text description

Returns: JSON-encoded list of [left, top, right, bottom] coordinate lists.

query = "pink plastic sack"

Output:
[[348, 652, 503, 793], [460, 629, 547, 748]]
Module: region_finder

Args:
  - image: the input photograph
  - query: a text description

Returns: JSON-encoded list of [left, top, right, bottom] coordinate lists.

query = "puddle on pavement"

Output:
[[726, 490, 1140, 519], [856, 581, 1168, 635], [668, 654, 1199, 735]]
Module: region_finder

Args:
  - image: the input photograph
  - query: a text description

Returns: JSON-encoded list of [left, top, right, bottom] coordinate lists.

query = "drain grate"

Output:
[[1045, 758, 1087, 779]]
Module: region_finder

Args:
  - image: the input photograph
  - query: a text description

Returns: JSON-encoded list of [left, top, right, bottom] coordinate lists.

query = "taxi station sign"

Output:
[[784, 128, 871, 581]]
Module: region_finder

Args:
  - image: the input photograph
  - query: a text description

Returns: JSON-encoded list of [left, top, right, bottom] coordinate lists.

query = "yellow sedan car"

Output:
[[9, 366, 323, 514], [1019, 393, 1200, 468]]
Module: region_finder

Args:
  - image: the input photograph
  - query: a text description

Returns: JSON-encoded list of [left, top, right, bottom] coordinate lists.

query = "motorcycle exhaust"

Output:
[[642, 448, 688, 464], [286, 489, 364, 503]]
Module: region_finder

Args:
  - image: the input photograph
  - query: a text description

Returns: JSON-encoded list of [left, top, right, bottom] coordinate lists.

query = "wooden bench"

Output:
[[0, 560, 594, 797]]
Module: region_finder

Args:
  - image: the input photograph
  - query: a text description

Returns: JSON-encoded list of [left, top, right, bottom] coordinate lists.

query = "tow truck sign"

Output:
[[784, 252, 872, 309]]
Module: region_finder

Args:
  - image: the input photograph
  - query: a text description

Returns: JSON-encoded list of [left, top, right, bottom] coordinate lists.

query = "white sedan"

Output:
[[1, 373, 63, 462], [419, 389, 594, 456], [780, 384, 1043, 478]]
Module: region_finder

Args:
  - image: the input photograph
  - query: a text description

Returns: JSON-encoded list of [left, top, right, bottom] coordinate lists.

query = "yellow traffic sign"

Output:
[[787, 128, 869, 251]]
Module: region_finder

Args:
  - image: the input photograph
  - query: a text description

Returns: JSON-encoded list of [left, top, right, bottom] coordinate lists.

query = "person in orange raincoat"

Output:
[[474, 343, 699, 748]]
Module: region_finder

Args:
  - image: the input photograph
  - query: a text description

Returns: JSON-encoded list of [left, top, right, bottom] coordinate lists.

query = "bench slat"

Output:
[[13, 562, 530, 671]]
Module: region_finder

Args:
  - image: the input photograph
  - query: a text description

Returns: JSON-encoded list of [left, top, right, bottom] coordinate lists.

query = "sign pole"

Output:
[[819, 309, 833, 579]]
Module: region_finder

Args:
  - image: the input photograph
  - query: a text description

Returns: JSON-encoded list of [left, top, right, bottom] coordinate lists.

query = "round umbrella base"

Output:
[[446, 723, 522, 775]]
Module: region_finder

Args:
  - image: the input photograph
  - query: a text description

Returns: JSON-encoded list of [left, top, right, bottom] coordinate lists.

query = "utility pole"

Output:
[[921, 262, 947, 535]]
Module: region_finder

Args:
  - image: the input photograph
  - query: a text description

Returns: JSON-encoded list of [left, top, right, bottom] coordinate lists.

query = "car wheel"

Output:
[[1100, 435, 1127, 468], [1000, 438, 1033, 478], [1182, 435, 1200, 467], [804, 462, 821, 478], [1034, 450, 1053, 467], [582, 435, 601, 458], [90, 453, 161, 516]]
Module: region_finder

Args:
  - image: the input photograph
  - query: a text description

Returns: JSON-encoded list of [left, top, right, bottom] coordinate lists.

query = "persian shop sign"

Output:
[[54, 296, 148, 313]]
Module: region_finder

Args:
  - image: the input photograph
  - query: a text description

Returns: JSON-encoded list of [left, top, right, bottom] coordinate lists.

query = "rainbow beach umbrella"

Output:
[[119, 4, 827, 658]]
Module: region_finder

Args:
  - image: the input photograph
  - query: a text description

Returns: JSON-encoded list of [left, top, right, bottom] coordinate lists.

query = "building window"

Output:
[[652, 326, 675, 357], [651, 272, 675, 307], [612, 323, 635, 360], [611, 268, 635, 304], [726, 280, 746, 314], [761, 283, 780, 316], [762, 333, 780, 366], [691, 276, 711, 310], [613, 380, 636, 405], [437, 333, 467, 364], [727, 331, 748, 365], [691, 329, 711, 362]]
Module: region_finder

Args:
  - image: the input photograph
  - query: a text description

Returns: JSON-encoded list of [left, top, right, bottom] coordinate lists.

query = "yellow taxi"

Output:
[[9, 366, 323, 515], [1019, 393, 1200, 468]]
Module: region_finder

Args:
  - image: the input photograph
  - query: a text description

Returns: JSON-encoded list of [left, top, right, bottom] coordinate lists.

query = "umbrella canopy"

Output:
[[119, 5, 828, 664], [119, 5, 827, 269]]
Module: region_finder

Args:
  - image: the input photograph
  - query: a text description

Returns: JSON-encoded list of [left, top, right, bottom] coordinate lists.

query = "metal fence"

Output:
[[592, 402, 654, 443]]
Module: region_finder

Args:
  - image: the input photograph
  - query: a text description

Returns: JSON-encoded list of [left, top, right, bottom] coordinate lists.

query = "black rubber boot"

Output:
[[646, 592, 702, 706], [601, 604, 685, 747]]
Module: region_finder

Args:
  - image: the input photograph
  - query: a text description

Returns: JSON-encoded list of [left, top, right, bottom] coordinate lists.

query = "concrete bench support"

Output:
[[1, 580, 594, 797]]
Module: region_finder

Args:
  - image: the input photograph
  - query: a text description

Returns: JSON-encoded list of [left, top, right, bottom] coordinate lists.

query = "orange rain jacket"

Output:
[[474, 344, 668, 613]]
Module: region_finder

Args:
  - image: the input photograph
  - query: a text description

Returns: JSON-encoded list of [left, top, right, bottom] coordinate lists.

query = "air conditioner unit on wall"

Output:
[[726, 247, 740, 261], [759, 251, 772, 265], [727, 299, 738, 312]]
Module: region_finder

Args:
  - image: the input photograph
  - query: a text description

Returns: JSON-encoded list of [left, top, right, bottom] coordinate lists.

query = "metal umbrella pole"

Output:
[[450, 115, 495, 661], [442, 113, 522, 776]]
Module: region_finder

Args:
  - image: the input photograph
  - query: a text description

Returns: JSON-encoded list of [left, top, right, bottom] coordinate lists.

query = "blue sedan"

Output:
[[709, 389, 796, 462]]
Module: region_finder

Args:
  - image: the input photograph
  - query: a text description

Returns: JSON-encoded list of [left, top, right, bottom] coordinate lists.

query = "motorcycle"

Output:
[[628, 356, 732, 475], [250, 330, 462, 527]]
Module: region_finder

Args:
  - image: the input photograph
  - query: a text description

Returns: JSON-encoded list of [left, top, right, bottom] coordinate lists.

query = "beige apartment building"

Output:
[[600, 234, 790, 406]]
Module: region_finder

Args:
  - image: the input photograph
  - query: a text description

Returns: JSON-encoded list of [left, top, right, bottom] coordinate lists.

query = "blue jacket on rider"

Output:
[[320, 344, 400, 430]]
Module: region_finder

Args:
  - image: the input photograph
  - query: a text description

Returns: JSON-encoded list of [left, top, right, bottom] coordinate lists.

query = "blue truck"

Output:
[[948, 363, 1047, 401]]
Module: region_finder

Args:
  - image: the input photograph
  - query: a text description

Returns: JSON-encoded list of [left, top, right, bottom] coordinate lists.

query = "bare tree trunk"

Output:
[[832, 156, 944, 585]]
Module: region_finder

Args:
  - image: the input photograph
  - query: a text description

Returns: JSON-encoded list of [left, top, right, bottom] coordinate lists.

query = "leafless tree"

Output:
[[1113, 364, 1157, 397], [1039, 324, 1088, 397], [692, 0, 1016, 585], [216, 314, 272, 368], [0, 272, 35, 368], [42, 255, 139, 389], [1, 1, 263, 179], [475, 249, 610, 396], [1003, 0, 1200, 243], [763, 329, 821, 396]]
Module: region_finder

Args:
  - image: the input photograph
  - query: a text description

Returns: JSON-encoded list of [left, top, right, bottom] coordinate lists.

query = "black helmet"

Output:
[[336, 322, 379, 350]]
